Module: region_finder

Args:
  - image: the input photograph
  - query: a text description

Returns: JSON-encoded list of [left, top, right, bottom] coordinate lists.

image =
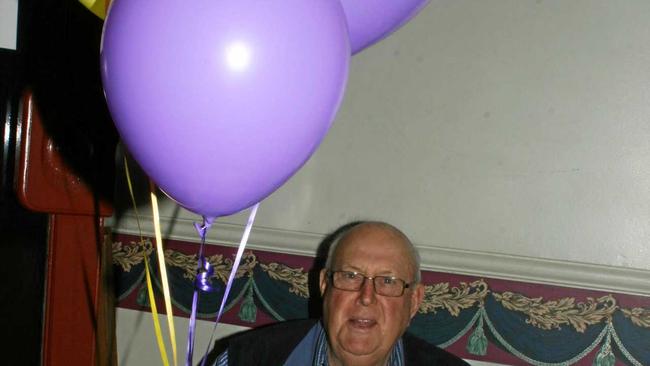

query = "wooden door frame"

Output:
[[16, 91, 116, 366]]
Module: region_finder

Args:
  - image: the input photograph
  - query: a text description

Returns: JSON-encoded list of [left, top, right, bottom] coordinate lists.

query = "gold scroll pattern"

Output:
[[112, 239, 153, 272], [621, 307, 650, 328], [260, 263, 310, 298], [419, 280, 489, 316], [493, 293, 618, 333], [112, 239, 257, 281], [164, 250, 258, 282]]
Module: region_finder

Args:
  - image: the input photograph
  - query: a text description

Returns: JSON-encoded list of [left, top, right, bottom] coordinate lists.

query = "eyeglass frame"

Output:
[[326, 270, 415, 297]]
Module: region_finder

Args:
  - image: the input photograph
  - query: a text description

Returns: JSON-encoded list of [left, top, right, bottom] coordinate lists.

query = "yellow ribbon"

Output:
[[123, 156, 172, 366], [149, 181, 179, 366], [78, 0, 109, 20]]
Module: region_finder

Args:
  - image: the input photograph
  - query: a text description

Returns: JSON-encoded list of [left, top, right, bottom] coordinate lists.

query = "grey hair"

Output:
[[324, 221, 422, 283]]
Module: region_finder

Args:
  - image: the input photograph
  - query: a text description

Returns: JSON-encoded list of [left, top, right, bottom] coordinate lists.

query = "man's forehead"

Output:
[[334, 224, 412, 262], [340, 223, 406, 244]]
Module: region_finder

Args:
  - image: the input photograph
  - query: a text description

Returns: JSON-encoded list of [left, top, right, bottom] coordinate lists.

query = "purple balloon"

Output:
[[341, 0, 430, 54], [101, 0, 349, 218]]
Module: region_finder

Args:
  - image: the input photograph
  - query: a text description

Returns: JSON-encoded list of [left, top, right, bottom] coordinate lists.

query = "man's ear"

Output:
[[409, 283, 425, 319], [319, 269, 329, 296]]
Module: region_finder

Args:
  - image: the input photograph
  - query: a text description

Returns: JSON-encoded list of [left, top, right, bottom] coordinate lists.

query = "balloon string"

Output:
[[150, 181, 179, 366], [200, 203, 260, 366], [186, 292, 200, 366], [185, 217, 216, 366], [123, 155, 170, 366]]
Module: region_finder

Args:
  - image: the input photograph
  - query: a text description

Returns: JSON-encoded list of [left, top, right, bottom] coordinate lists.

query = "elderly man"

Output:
[[213, 221, 468, 365]]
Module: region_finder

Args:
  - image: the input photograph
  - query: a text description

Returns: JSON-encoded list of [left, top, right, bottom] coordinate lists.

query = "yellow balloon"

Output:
[[78, 0, 109, 20]]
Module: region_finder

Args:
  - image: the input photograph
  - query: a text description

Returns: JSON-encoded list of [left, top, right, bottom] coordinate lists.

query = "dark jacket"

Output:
[[226, 319, 470, 366]]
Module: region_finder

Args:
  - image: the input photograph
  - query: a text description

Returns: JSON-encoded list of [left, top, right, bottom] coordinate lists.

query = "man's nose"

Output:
[[358, 278, 376, 305]]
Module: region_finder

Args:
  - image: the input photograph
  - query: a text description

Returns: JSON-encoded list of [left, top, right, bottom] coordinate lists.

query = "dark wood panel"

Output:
[[1, 0, 119, 364]]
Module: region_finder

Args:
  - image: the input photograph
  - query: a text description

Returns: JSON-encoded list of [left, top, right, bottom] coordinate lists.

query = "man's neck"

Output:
[[327, 350, 389, 366]]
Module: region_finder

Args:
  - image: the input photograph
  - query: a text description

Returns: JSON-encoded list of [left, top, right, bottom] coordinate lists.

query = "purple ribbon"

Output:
[[195, 256, 216, 293], [199, 203, 260, 366], [185, 216, 215, 366]]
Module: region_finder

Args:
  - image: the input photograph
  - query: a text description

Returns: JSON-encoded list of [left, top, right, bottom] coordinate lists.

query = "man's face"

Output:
[[319, 224, 424, 366]]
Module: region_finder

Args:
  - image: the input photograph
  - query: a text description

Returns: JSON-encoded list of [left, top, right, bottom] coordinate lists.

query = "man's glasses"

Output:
[[327, 270, 412, 297]]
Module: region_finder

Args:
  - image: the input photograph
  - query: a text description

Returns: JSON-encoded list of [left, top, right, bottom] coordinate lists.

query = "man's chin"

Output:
[[337, 334, 382, 358]]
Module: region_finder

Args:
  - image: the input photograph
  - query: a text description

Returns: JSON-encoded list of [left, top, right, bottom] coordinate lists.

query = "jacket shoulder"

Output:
[[228, 318, 318, 366]]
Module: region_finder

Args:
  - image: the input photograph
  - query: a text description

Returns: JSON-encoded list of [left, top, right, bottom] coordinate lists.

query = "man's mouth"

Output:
[[348, 318, 377, 329]]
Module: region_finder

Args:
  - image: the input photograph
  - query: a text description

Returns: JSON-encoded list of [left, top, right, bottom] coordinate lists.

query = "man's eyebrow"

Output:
[[338, 265, 363, 272], [374, 271, 400, 277], [338, 266, 400, 277]]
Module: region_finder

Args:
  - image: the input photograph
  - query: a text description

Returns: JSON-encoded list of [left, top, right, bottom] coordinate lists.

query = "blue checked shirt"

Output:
[[214, 322, 405, 366]]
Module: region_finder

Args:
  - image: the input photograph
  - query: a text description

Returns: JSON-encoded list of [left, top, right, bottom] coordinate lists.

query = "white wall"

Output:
[[0, 0, 18, 50], [228, 0, 650, 271]]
